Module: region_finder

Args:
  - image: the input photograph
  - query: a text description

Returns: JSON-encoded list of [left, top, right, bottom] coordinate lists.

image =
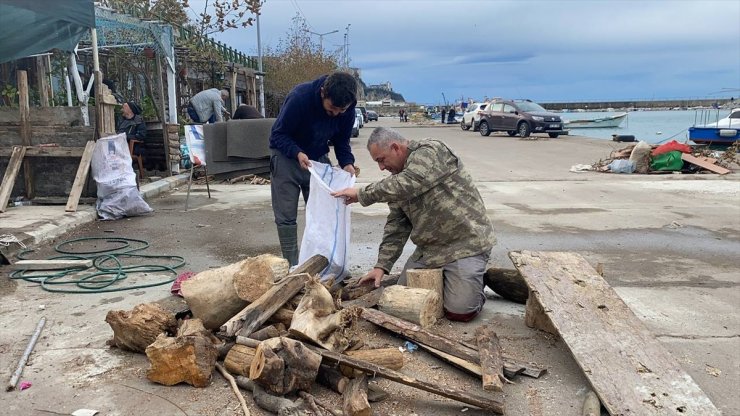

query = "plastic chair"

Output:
[[184, 125, 211, 211]]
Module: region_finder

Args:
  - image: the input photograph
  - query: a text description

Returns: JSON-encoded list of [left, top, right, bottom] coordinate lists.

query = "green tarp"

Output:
[[0, 0, 95, 64]]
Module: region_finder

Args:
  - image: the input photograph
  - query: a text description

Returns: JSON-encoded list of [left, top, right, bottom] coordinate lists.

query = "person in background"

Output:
[[331, 127, 495, 322], [441, 107, 446, 124], [399, 108, 404, 122], [188, 88, 229, 123], [117, 101, 146, 157], [232, 104, 263, 120], [448, 107, 455, 124], [269, 71, 358, 266]]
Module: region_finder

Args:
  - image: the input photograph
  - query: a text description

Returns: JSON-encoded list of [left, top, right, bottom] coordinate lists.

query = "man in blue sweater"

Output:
[[270, 71, 358, 266]]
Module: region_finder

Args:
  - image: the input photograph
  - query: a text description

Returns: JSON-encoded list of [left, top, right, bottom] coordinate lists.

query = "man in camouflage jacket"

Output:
[[332, 127, 495, 321]]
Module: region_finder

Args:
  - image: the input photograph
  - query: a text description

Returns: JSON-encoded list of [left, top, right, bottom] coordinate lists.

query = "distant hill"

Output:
[[355, 76, 406, 103]]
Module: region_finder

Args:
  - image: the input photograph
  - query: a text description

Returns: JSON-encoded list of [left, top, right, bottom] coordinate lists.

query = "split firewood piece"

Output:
[[289, 275, 360, 352], [377, 285, 441, 328], [145, 319, 220, 387], [341, 274, 399, 301], [317, 364, 350, 394], [236, 376, 302, 415], [232, 254, 289, 302], [221, 273, 310, 337], [249, 325, 281, 341], [341, 287, 385, 309], [319, 349, 504, 414], [105, 303, 177, 353], [343, 374, 371, 416], [475, 324, 506, 391], [181, 259, 250, 329], [249, 337, 322, 395], [483, 267, 529, 304], [406, 268, 444, 317], [224, 344, 257, 377], [267, 308, 294, 327], [341, 348, 404, 377]]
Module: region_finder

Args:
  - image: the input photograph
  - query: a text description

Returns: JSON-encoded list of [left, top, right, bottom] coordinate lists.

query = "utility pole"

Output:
[[305, 29, 339, 53], [256, 6, 265, 116], [343, 24, 351, 68]]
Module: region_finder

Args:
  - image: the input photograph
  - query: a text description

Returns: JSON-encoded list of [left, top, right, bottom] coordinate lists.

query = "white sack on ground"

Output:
[[299, 160, 355, 281], [91, 133, 153, 220]]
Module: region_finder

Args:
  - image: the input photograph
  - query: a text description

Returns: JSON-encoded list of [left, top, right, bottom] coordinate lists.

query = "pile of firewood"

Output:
[[105, 254, 545, 415]]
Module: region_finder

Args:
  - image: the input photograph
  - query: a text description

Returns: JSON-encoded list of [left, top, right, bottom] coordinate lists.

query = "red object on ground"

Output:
[[171, 271, 196, 296], [652, 140, 692, 157], [19, 381, 32, 391]]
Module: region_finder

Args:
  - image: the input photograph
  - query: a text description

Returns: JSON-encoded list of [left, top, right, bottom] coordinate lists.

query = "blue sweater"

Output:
[[269, 76, 356, 167]]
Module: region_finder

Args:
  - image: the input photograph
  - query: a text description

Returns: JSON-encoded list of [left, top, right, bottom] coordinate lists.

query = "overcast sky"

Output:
[[201, 0, 740, 105]]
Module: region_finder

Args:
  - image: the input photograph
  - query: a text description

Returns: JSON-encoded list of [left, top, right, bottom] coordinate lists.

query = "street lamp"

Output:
[[305, 29, 339, 52]]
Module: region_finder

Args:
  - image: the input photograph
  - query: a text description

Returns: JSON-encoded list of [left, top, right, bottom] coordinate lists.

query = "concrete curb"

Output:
[[139, 173, 190, 200]]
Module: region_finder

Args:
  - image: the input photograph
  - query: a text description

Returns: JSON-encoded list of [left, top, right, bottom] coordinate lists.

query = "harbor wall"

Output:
[[540, 98, 736, 111]]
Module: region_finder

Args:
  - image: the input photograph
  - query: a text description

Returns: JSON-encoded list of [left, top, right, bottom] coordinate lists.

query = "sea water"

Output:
[[563, 109, 733, 144]]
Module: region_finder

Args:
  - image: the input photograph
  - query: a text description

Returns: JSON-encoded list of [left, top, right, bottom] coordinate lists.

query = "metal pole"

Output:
[[256, 9, 265, 117], [7, 317, 46, 391]]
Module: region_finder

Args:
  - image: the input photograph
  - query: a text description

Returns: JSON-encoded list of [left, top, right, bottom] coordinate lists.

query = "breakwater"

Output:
[[540, 98, 736, 111]]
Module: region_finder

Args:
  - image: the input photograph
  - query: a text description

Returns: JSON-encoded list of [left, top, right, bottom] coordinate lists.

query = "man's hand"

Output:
[[331, 187, 359, 205], [357, 267, 386, 288], [343, 164, 356, 176], [297, 152, 311, 170]]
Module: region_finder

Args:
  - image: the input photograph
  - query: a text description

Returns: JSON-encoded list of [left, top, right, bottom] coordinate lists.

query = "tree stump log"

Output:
[[343, 374, 371, 416], [341, 348, 404, 377], [181, 260, 250, 329], [406, 268, 444, 318], [224, 344, 257, 377], [232, 254, 289, 302], [249, 337, 322, 395], [105, 303, 177, 353], [377, 285, 441, 328], [289, 275, 358, 352], [317, 364, 350, 394], [483, 267, 529, 304], [145, 319, 220, 387]]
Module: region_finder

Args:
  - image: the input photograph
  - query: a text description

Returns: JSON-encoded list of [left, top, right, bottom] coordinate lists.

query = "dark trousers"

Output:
[[187, 104, 216, 124], [270, 150, 331, 226]]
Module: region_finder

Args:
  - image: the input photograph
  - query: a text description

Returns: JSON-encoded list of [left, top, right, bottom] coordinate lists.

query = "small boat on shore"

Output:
[[564, 112, 628, 128], [689, 108, 740, 145]]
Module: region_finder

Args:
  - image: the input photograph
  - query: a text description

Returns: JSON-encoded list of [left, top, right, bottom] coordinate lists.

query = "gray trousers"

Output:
[[399, 252, 490, 315], [270, 150, 330, 226]]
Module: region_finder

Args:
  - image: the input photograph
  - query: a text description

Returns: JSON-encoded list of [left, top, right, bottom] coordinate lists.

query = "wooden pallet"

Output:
[[510, 251, 721, 415]]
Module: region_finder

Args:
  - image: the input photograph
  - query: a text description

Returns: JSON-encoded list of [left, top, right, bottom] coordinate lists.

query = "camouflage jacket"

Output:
[[358, 139, 495, 272]]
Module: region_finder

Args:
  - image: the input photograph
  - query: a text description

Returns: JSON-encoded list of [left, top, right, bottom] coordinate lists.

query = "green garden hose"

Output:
[[10, 237, 185, 294]]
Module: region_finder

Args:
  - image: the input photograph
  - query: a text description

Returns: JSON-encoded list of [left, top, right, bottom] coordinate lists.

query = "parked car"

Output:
[[478, 99, 566, 138], [351, 115, 359, 137], [367, 110, 378, 121], [357, 106, 368, 123], [461, 102, 489, 131], [355, 108, 364, 128]]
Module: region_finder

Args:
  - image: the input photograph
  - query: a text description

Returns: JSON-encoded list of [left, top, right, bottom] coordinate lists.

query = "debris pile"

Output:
[[105, 254, 546, 415]]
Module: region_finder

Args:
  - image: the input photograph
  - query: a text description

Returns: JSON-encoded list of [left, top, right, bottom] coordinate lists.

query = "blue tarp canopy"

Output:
[[0, 0, 95, 64]]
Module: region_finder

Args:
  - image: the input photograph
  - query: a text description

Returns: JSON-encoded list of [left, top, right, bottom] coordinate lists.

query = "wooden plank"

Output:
[[36, 56, 50, 107], [11, 259, 93, 270], [65, 140, 96, 212], [0, 147, 85, 157], [0, 146, 26, 212], [509, 251, 721, 416], [18, 70, 34, 199], [681, 153, 731, 175]]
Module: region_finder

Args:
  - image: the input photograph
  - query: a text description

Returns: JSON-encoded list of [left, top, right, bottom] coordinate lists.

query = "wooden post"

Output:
[[65, 140, 97, 212], [155, 55, 171, 176], [230, 68, 237, 118], [17, 70, 34, 199], [0, 146, 26, 212], [36, 57, 50, 107]]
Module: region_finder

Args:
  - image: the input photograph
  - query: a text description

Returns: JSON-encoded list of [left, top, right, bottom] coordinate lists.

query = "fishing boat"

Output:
[[689, 108, 740, 145], [564, 112, 628, 128]]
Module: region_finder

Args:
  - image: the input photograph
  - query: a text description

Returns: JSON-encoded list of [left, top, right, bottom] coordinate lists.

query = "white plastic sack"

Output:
[[608, 159, 636, 174], [299, 160, 356, 281], [91, 133, 152, 220]]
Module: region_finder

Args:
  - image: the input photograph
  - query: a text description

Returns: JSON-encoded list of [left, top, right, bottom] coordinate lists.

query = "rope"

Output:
[[10, 237, 184, 294]]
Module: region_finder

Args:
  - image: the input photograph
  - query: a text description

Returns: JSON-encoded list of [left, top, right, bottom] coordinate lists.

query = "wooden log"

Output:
[[317, 364, 350, 394], [222, 273, 309, 337], [11, 259, 92, 270], [181, 259, 250, 330], [343, 374, 371, 416], [292, 254, 330, 276], [249, 337, 322, 395], [319, 349, 504, 414], [224, 344, 257, 377], [18, 71, 34, 199], [236, 376, 302, 415], [362, 307, 546, 379], [583, 390, 601, 416], [341, 348, 404, 377], [475, 324, 505, 392], [406, 268, 444, 316], [249, 325, 281, 341], [289, 275, 357, 351], [377, 285, 441, 328], [232, 254, 289, 302], [105, 303, 177, 353], [64, 140, 96, 212], [145, 319, 220, 387], [341, 287, 385, 309], [340, 274, 399, 301], [483, 267, 529, 304]]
